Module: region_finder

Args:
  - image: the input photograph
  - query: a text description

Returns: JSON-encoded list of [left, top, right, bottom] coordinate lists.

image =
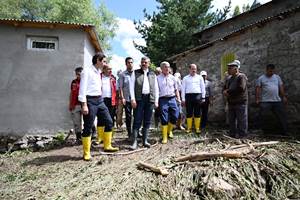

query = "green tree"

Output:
[[0, 0, 117, 51], [232, 5, 241, 17], [134, 0, 231, 65]]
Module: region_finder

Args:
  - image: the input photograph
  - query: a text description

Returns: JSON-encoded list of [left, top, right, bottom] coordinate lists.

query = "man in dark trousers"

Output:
[[129, 57, 159, 150], [78, 53, 118, 161], [255, 64, 288, 135], [119, 57, 134, 141], [223, 60, 248, 138]]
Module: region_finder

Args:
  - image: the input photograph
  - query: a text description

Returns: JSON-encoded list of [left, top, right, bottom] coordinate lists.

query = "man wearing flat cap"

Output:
[[223, 60, 248, 138]]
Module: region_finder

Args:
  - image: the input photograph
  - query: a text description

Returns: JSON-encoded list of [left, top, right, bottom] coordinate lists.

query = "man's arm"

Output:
[[181, 78, 186, 105], [279, 84, 288, 104], [255, 86, 261, 105], [130, 71, 137, 108], [78, 68, 89, 115]]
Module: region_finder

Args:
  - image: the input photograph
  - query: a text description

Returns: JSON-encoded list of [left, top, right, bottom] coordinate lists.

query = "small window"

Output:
[[27, 36, 58, 51]]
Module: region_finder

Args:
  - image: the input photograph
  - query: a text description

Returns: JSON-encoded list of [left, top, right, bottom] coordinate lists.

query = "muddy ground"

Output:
[[0, 129, 299, 200]]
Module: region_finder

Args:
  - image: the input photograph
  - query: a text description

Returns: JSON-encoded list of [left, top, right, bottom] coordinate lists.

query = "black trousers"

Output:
[[200, 97, 209, 128], [185, 93, 202, 118], [124, 101, 133, 137], [99, 97, 116, 127], [82, 96, 113, 137]]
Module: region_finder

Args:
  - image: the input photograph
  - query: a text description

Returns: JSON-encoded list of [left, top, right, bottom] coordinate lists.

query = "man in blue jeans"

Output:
[[129, 57, 159, 150], [78, 53, 118, 161], [255, 64, 288, 135]]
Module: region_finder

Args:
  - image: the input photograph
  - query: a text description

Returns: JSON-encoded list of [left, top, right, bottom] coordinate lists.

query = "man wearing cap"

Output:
[[129, 57, 159, 150], [157, 61, 180, 144], [255, 64, 288, 135], [79, 53, 118, 161], [200, 71, 214, 130], [223, 60, 248, 138], [181, 64, 206, 134]]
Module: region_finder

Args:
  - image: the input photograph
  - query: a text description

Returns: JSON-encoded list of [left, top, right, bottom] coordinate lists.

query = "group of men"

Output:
[[69, 53, 288, 161]]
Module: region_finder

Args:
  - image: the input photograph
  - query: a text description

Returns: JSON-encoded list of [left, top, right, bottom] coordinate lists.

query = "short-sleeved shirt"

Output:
[[204, 80, 213, 98], [256, 74, 283, 102], [157, 73, 178, 97]]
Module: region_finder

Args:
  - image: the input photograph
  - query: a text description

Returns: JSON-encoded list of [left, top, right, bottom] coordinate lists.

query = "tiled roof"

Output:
[[168, 5, 300, 61]]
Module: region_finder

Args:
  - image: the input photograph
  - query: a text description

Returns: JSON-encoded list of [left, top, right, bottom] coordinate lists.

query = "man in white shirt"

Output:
[[157, 61, 180, 144], [78, 53, 118, 161], [181, 64, 206, 134], [129, 57, 159, 150]]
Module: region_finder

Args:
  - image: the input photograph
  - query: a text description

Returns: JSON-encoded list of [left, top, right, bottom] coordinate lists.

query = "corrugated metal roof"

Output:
[[168, 5, 300, 61], [0, 18, 94, 27], [0, 18, 102, 52]]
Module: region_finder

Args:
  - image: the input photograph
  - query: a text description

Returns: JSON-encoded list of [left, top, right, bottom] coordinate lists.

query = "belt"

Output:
[[86, 95, 101, 99], [159, 96, 175, 99]]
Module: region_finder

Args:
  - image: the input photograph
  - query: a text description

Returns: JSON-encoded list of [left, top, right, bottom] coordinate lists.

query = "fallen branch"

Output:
[[175, 148, 253, 162], [228, 141, 279, 150], [137, 161, 169, 176]]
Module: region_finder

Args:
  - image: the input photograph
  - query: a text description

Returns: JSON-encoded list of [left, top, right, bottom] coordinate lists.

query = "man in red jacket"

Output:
[[69, 67, 83, 143], [96, 64, 118, 144]]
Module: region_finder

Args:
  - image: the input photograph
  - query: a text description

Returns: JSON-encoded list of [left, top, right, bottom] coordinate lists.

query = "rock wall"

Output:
[[174, 11, 300, 132]]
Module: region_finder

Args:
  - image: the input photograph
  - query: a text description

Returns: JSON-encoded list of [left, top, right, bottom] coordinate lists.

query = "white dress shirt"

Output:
[[181, 74, 206, 101], [102, 76, 112, 98], [130, 68, 159, 104], [78, 65, 102, 103]]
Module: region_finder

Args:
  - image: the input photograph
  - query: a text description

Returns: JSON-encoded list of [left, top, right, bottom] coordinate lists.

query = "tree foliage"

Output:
[[134, 0, 231, 65], [0, 0, 117, 51], [232, 5, 241, 17]]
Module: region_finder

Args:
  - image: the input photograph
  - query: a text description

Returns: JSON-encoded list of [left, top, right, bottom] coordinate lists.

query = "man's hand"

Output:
[[181, 101, 185, 107], [255, 99, 260, 105], [131, 100, 137, 109], [223, 89, 229, 97], [201, 98, 205, 104], [122, 98, 126, 106], [155, 102, 159, 108], [82, 104, 89, 115], [282, 96, 288, 105]]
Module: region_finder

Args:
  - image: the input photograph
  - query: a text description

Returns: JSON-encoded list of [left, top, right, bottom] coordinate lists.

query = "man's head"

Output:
[[174, 72, 181, 79], [227, 60, 240, 76], [140, 57, 150, 70], [155, 67, 162, 75], [160, 61, 170, 75], [125, 57, 133, 71], [92, 52, 107, 69], [200, 70, 207, 80], [266, 64, 275, 77], [189, 64, 197, 76], [75, 67, 83, 80], [102, 64, 112, 76]]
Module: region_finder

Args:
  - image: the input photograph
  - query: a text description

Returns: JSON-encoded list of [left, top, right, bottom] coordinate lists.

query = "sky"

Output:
[[96, 0, 271, 75]]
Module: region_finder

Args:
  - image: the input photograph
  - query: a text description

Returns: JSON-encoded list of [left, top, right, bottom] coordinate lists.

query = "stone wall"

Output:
[[174, 11, 300, 132]]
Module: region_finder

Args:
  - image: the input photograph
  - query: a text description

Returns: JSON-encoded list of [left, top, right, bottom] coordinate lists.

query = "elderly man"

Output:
[[129, 57, 159, 150], [223, 60, 248, 138], [255, 64, 288, 135], [181, 64, 206, 134], [78, 53, 118, 161], [157, 61, 180, 144]]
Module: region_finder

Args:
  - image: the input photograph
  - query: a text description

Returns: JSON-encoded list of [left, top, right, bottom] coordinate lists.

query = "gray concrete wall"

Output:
[[174, 11, 300, 131], [84, 33, 95, 68], [0, 25, 86, 135]]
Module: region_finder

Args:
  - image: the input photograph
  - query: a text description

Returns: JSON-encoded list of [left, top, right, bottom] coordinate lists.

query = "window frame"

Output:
[[26, 36, 58, 51]]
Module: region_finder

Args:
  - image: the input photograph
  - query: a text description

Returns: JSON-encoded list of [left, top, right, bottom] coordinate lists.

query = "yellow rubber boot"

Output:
[[194, 117, 201, 134], [186, 118, 193, 133], [82, 136, 91, 161], [103, 131, 119, 152], [96, 126, 104, 144], [167, 122, 174, 138], [161, 125, 168, 144]]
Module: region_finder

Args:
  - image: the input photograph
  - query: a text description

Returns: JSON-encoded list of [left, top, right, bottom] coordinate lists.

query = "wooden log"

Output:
[[228, 141, 279, 150], [175, 148, 253, 162], [137, 161, 169, 176]]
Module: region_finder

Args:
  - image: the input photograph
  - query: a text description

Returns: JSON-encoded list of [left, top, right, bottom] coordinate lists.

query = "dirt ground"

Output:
[[0, 129, 299, 200]]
